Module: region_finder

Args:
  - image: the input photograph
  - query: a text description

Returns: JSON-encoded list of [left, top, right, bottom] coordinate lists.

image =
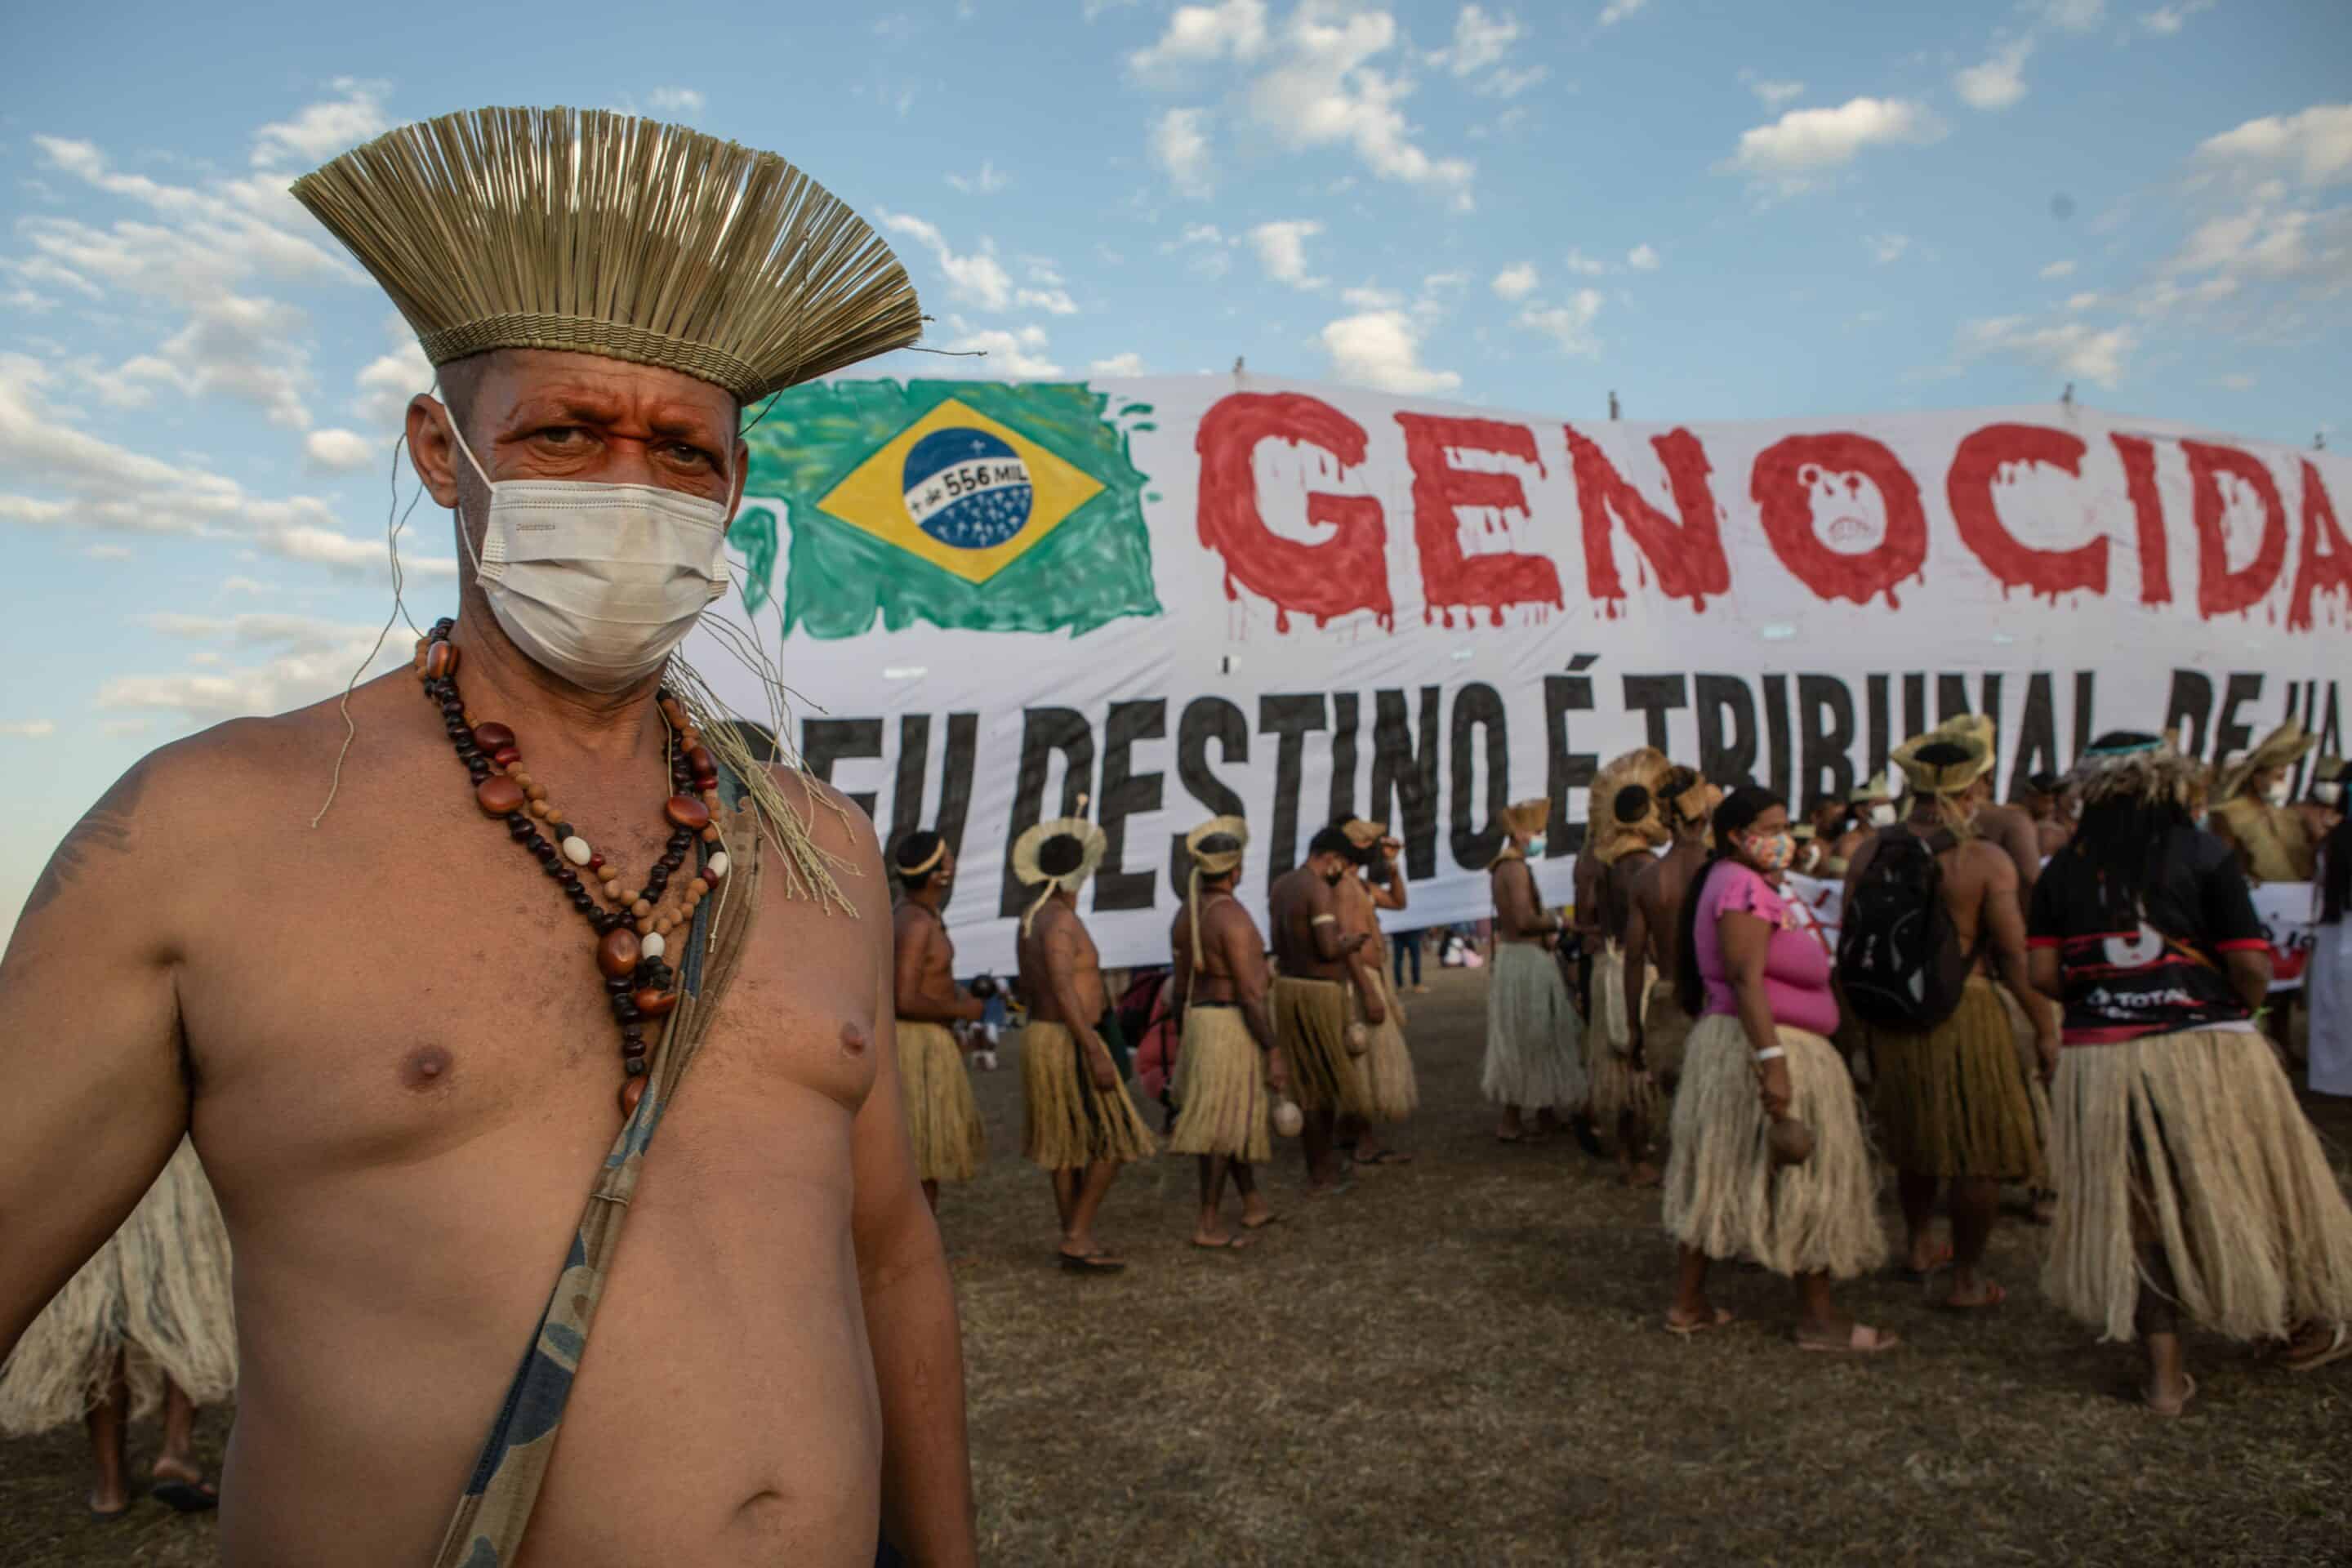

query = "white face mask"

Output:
[[2315, 781, 2342, 807], [1867, 803, 1898, 828], [446, 412, 734, 693]]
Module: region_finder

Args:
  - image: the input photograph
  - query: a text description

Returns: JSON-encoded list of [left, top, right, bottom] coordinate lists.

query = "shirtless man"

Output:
[[1624, 768, 1717, 1098], [1168, 818, 1289, 1248], [1483, 801, 1585, 1143], [1013, 819, 1158, 1271], [891, 834, 988, 1213], [1591, 779, 1669, 1187], [2, 334, 972, 1564], [1843, 737, 2055, 1308], [2022, 773, 2075, 858], [2295, 756, 2345, 847], [1267, 826, 1374, 1192]]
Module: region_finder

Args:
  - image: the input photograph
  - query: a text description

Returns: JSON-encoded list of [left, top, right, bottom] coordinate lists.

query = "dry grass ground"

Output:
[[8, 967, 2350, 1566]]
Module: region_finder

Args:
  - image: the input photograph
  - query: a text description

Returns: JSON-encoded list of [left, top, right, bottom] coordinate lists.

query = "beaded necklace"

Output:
[[415, 617, 727, 1116]]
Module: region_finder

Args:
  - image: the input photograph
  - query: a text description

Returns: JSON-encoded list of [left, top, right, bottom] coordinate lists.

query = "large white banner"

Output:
[[692, 374, 2352, 976]]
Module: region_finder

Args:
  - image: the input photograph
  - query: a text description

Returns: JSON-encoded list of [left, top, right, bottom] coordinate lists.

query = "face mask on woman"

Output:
[[1866, 803, 1898, 829], [1740, 829, 1797, 875]]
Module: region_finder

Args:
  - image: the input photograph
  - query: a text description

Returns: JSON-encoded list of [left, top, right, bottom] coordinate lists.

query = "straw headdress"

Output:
[[1588, 747, 1672, 865], [1849, 771, 1894, 805], [2316, 754, 2346, 785], [1185, 816, 1250, 877], [2216, 719, 2315, 803], [1894, 713, 1996, 798], [1492, 798, 1549, 868], [891, 831, 947, 880], [1341, 818, 1389, 852], [291, 107, 922, 404], [1012, 813, 1106, 936], [1660, 765, 1721, 833]]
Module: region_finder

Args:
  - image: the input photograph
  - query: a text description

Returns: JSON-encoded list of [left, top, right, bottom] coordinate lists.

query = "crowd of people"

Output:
[[885, 715, 2352, 1413]]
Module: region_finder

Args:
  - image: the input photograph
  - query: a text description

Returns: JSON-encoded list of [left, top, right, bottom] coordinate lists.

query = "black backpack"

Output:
[[1835, 827, 1971, 1031]]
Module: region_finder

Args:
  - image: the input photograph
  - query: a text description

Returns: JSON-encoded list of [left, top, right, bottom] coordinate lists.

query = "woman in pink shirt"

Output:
[[1660, 785, 1896, 1353]]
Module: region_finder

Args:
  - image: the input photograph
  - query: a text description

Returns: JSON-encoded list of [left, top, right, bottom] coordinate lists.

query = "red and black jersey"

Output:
[[2027, 826, 2269, 1044]]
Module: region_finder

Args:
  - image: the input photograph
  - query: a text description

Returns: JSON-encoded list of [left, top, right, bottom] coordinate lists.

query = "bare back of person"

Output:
[[1268, 868, 1350, 980], [1633, 842, 1707, 988], [1600, 854, 1648, 947], [13, 678, 902, 1567], [1017, 898, 1106, 1029], [1975, 802, 2043, 909]]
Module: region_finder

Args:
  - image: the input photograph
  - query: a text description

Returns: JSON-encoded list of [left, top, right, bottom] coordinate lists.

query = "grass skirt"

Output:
[[1663, 1015, 1887, 1280], [1272, 976, 1367, 1116], [1642, 978, 1696, 1084], [1022, 1020, 1159, 1171], [894, 1020, 986, 1185], [1866, 978, 2044, 1183], [0, 1138, 236, 1435], [1994, 983, 2056, 1185], [1167, 1006, 1272, 1163], [1356, 968, 1419, 1124], [1481, 942, 1588, 1110], [1587, 946, 1657, 1128], [2042, 1027, 2352, 1343]]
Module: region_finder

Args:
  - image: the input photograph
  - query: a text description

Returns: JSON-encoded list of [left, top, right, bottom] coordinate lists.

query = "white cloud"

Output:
[[947, 159, 1010, 194], [84, 542, 132, 560], [879, 209, 1068, 313], [644, 87, 707, 118], [1089, 352, 1147, 376], [1518, 289, 1605, 358], [938, 324, 1065, 379], [1741, 74, 1805, 110], [1150, 107, 1216, 198], [220, 575, 277, 596], [1320, 310, 1460, 394], [1423, 270, 1472, 290], [1432, 6, 1519, 75], [1490, 261, 1539, 299], [1563, 247, 1608, 275], [250, 79, 390, 168], [1625, 243, 1660, 271], [2138, 0, 2214, 33], [2065, 290, 2104, 310], [1865, 232, 1910, 264], [0, 720, 56, 738], [2220, 372, 2256, 390], [1085, 0, 1140, 16], [1955, 38, 2033, 111], [305, 428, 376, 473], [1723, 96, 1944, 184], [101, 612, 409, 727], [1477, 65, 1549, 98], [1245, 6, 1476, 208], [1248, 220, 1327, 288], [1164, 222, 1233, 279], [1129, 0, 1270, 78], [1597, 0, 1649, 24], [2196, 105, 2352, 188], [2040, 258, 2078, 278], [100, 719, 152, 739], [1958, 315, 2134, 387], [1341, 283, 1404, 308], [353, 339, 434, 430]]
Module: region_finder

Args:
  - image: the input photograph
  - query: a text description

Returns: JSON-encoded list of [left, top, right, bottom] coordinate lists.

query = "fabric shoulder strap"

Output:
[[430, 773, 767, 1568]]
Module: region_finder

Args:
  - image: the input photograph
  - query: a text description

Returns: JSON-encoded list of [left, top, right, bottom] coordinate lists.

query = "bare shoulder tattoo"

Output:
[[24, 764, 151, 917]]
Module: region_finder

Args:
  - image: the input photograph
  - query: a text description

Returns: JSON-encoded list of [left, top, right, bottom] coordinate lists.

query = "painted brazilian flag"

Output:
[[733, 380, 1159, 639]]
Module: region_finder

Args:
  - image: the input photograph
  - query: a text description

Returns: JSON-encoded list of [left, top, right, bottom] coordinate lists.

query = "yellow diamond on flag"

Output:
[[814, 397, 1105, 586]]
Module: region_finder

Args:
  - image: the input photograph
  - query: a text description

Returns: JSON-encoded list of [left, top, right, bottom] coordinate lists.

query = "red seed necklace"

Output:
[[415, 617, 727, 1116]]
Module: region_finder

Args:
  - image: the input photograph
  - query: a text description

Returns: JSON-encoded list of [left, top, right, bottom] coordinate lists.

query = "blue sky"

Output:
[[2, 0, 2346, 925]]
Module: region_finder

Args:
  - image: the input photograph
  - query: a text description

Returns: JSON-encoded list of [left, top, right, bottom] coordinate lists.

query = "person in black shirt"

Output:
[[2028, 733, 2352, 1409]]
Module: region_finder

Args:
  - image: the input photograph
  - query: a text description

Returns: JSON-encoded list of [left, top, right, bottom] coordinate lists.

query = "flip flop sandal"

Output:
[[151, 1478, 219, 1513], [1240, 1212, 1283, 1230], [1664, 1307, 1735, 1336], [1797, 1323, 1902, 1355], [1057, 1250, 1127, 1273], [1189, 1234, 1252, 1251], [88, 1499, 138, 1521], [2285, 1322, 2352, 1374], [1937, 1281, 2008, 1313]]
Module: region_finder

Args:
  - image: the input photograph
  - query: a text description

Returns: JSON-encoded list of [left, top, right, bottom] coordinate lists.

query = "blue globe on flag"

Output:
[[901, 427, 1034, 550]]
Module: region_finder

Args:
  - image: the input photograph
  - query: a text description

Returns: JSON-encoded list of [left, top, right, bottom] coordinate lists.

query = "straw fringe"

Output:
[[1272, 977, 1368, 1116], [1663, 1016, 1887, 1280], [0, 1139, 235, 1436], [1167, 1007, 1273, 1163], [1021, 1021, 1157, 1171], [2042, 1027, 2352, 1343], [1642, 978, 1697, 1084], [1587, 947, 1658, 1127], [291, 108, 922, 403], [1482, 942, 1588, 1110], [1993, 982, 2056, 1179], [1356, 968, 1419, 1124], [1865, 978, 2044, 1183], [894, 1021, 986, 1185]]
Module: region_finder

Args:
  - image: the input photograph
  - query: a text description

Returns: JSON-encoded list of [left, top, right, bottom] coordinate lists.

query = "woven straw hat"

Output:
[[1012, 814, 1105, 934], [1184, 816, 1250, 877], [1499, 798, 1549, 840], [2218, 719, 2316, 802], [1340, 818, 1389, 851], [1848, 771, 1894, 806], [1589, 747, 1672, 865], [292, 107, 922, 403], [1893, 731, 1993, 797]]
